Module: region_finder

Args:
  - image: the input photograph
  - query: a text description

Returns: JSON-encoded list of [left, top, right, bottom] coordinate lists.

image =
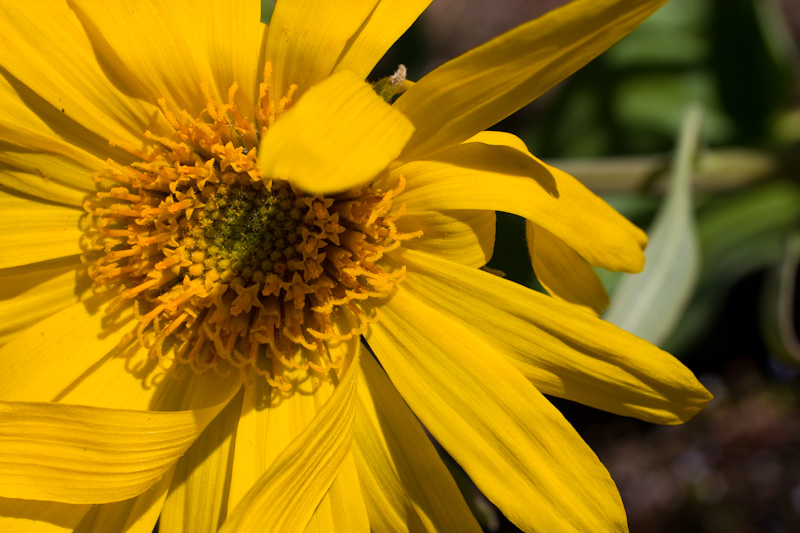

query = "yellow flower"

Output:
[[0, 0, 710, 531]]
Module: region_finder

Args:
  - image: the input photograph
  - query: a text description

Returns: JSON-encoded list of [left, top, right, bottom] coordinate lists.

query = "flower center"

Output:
[[84, 70, 418, 390]]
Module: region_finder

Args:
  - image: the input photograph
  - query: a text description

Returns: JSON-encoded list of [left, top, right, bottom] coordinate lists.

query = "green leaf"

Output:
[[760, 229, 800, 366], [603, 105, 702, 346], [260, 0, 275, 24], [663, 180, 800, 353]]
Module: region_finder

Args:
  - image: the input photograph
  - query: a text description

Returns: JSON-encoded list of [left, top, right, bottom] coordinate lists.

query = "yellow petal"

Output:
[[159, 391, 244, 533], [366, 286, 628, 532], [73, 468, 174, 533], [396, 133, 646, 273], [265, 0, 380, 102], [397, 248, 713, 424], [333, 0, 432, 78], [259, 70, 413, 194], [0, 296, 133, 403], [394, 0, 668, 159], [0, 165, 87, 208], [220, 347, 360, 532], [0, 256, 90, 346], [57, 340, 244, 412], [353, 348, 481, 532], [0, 189, 84, 269], [304, 452, 369, 533], [0, 395, 234, 504], [0, 73, 107, 207], [0, 1, 165, 147], [225, 378, 271, 513], [527, 221, 610, 315], [0, 39, 141, 183], [396, 209, 495, 268], [191, 0, 264, 110], [67, 0, 216, 114], [226, 316, 360, 515], [0, 499, 90, 533]]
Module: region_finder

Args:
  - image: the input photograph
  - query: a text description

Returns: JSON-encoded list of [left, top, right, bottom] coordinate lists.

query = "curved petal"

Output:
[[395, 135, 646, 273], [353, 347, 481, 532], [0, 393, 235, 504], [333, 0, 433, 79], [527, 221, 609, 315], [396, 209, 495, 267], [0, 190, 84, 269], [159, 391, 243, 533], [73, 469, 173, 533], [0, 296, 134, 403], [0, 1, 164, 147], [265, 0, 380, 102], [394, 0, 668, 159], [220, 346, 360, 532], [0, 256, 90, 346], [396, 248, 712, 424], [258, 70, 413, 194], [0, 499, 90, 533], [365, 287, 628, 532]]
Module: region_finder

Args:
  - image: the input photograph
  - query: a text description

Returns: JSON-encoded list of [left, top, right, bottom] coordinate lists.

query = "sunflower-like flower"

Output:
[[0, 0, 710, 531]]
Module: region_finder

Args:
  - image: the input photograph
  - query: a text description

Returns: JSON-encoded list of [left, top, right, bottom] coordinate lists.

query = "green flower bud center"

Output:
[[188, 182, 304, 282]]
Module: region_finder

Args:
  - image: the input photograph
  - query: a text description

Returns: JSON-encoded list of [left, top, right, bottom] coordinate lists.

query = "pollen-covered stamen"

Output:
[[84, 68, 420, 390]]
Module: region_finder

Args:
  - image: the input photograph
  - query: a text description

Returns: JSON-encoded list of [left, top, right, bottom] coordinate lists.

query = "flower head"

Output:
[[0, 0, 710, 531]]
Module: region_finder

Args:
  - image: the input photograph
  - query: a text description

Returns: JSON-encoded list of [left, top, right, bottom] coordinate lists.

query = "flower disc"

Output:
[[84, 75, 416, 390]]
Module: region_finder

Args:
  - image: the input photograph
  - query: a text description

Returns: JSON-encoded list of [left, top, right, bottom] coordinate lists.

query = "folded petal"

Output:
[[353, 347, 481, 532], [0, 190, 84, 269], [333, 0, 432, 79], [396, 209, 495, 267], [259, 70, 413, 194], [527, 221, 609, 315], [366, 286, 627, 532], [394, 0, 668, 159], [0, 256, 89, 346], [0, 394, 234, 504], [265, 0, 380, 102], [397, 248, 712, 424], [221, 347, 360, 532], [395, 134, 646, 273]]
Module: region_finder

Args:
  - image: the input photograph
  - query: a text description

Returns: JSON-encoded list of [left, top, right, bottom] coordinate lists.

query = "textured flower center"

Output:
[[84, 71, 417, 390]]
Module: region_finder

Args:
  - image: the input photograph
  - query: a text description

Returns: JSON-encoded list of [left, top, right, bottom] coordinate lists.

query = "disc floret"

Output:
[[84, 74, 419, 390]]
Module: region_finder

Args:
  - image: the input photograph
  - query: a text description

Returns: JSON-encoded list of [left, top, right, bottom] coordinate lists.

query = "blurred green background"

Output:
[[263, 0, 800, 531], [373, 0, 800, 531]]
